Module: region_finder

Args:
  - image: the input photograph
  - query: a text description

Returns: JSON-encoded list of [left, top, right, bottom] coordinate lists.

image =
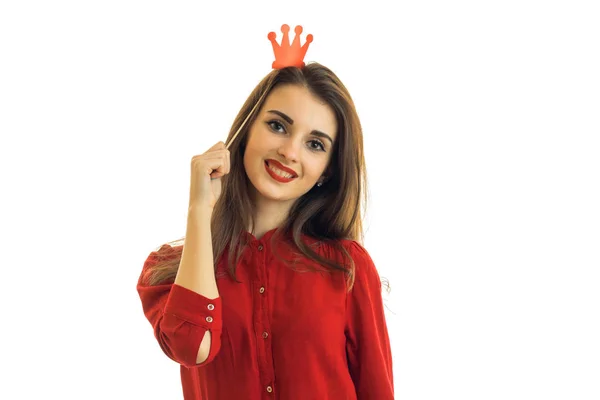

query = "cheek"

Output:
[[243, 145, 263, 174], [304, 160, 328, 181], [245, 132, 268, 156]]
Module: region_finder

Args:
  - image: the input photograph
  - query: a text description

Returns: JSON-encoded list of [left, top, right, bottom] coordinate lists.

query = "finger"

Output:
[[206, 141, 226, 153], [203, 151, 229, 175], [202, 149, 224, 158], [196, 150, 229, 160]]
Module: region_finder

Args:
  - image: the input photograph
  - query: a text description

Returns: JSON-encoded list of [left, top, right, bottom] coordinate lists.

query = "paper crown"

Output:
[[268, 24, 313, 69]]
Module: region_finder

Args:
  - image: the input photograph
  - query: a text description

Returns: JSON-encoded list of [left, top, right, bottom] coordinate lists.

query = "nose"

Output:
[[277, 137, 299, 163]]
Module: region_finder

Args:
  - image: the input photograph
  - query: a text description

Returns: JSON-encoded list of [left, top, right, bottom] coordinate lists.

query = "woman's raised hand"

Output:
[[188, 141, 231, 210]]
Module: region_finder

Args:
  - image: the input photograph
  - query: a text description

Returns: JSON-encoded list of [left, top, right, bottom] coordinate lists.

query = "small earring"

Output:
[[317, 181, 323, 187]]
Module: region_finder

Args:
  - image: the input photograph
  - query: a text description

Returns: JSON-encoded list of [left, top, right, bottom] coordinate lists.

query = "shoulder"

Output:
[[139, 243, 183, 285], [332, 239, 382, 290], [146, 243, 182, 265]]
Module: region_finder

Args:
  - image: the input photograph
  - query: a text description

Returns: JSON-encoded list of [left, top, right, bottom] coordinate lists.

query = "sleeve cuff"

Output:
[[164, 284, 222, 331]]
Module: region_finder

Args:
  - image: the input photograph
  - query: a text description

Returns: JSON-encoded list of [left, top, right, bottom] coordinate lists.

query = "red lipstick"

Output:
[[265, 160, 297, 183], [266, 159, 297, 176]]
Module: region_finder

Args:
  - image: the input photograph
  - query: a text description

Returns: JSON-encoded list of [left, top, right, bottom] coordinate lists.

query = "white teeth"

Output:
[[268, 162, 294, 179]]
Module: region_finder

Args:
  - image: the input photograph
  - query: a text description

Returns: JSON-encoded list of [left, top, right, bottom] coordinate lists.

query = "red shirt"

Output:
[[136, 228, 394, 399]]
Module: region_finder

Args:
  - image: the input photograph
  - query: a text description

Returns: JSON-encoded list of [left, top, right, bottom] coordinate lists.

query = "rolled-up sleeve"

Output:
[[136, 245, 222, 368], [345, 242, 394, 399]]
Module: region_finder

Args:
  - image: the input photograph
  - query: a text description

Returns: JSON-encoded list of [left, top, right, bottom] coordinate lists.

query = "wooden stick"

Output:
[[225, 89, 268, 150]]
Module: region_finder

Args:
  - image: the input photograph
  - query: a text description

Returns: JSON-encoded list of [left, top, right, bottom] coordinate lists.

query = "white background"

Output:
[[1, 1, 599, 399]]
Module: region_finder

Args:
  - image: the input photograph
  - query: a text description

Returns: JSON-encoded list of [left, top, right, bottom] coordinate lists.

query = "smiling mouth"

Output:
[[265, 161, 297, 182]]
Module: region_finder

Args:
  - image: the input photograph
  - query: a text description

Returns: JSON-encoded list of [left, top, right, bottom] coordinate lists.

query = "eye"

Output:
[[267, 119, 326, 152], [267, 120, 286, 133], [309, 140, 326, 152]]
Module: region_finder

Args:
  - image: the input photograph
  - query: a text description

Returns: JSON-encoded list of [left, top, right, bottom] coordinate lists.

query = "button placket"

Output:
[[253, 240, 274, 394]]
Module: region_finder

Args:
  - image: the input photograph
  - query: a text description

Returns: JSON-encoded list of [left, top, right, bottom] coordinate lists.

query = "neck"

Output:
[[248, 188, 295, 239]]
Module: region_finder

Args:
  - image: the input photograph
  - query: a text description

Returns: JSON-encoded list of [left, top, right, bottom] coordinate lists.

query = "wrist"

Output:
[[187, 204, 213, 222]]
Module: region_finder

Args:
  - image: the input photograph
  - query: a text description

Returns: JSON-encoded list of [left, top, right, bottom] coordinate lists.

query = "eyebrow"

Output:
[[266, 109, 334, 145]]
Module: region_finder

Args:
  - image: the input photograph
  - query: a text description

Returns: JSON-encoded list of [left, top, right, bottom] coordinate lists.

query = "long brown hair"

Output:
[[143, 62, 381, 292]]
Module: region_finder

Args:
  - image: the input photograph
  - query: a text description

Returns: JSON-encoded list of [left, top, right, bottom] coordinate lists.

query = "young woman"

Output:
[[136, 57, 394, 398]]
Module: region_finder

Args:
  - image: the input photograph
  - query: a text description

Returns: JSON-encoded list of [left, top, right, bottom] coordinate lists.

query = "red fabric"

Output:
[[136, 228, 394, 399]]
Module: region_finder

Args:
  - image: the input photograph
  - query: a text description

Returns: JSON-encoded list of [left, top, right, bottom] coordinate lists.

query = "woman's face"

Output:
[[243, 84, 337, 204]]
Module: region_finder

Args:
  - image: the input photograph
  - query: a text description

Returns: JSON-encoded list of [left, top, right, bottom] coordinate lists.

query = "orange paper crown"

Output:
[[268, 24, 313, 69]]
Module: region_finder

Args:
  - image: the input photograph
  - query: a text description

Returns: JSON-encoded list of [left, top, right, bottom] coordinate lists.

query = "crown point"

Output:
[[268, 23, 313, 70]]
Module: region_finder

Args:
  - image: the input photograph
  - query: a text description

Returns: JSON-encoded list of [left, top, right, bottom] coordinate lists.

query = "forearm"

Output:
[[174, 205, 220, 364], [175, 206, 219, 298]]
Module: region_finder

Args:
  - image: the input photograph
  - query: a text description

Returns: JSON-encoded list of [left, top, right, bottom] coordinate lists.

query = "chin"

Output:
[[259, 187, 296, 202], [252, 180, 299, 202]]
